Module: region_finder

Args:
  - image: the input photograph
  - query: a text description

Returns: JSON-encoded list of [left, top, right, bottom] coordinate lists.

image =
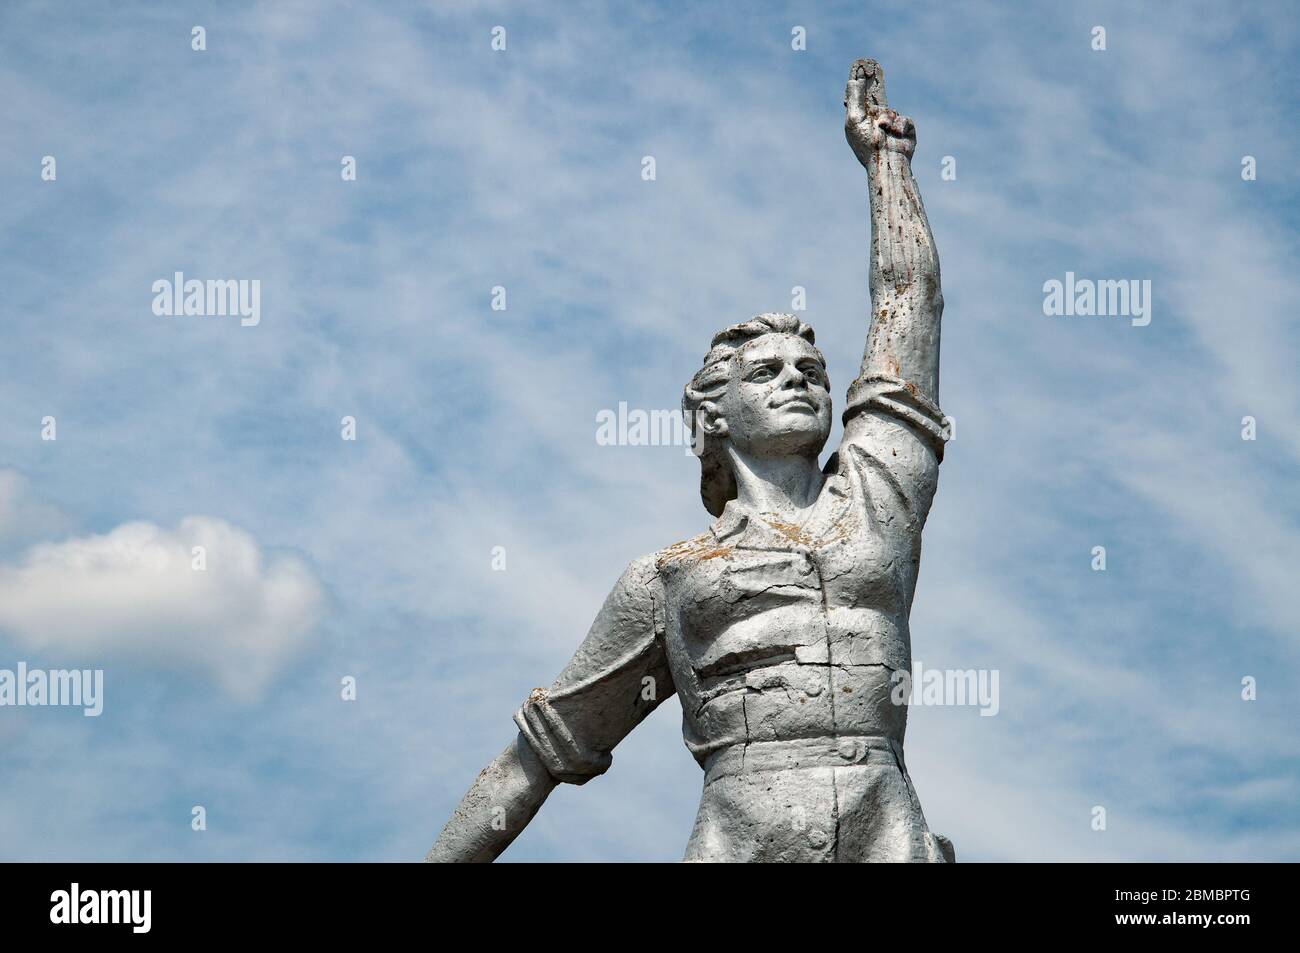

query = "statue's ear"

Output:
[[696, 401, 728, 438]]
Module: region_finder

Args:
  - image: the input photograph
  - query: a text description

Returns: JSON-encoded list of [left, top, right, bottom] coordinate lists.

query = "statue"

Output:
[[428, 59, 955, 863]]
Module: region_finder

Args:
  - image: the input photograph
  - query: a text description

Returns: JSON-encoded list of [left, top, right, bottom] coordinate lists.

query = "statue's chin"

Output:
[[734, 424, 830, 460], [781, 415, 832, 449]]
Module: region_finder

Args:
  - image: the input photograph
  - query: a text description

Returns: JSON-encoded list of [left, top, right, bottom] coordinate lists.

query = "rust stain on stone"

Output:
[[657, 536, 735, 568], [766, 519, 816, 547]]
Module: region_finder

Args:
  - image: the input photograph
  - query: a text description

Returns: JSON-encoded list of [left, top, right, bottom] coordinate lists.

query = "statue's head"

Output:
[[683, 312, 832, 516]]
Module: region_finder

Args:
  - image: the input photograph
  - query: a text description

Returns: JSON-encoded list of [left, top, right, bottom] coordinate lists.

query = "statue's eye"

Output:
[[748, 367, 774, 382]]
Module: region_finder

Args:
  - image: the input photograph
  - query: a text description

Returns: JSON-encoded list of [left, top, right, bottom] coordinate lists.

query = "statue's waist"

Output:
[[686, 605, 911, 675], [680, 658, 910, 767], [701, 735, 904, 787]]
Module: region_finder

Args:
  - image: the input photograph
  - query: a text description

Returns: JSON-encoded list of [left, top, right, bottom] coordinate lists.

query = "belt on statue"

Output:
[[702, 734, 904, 786]]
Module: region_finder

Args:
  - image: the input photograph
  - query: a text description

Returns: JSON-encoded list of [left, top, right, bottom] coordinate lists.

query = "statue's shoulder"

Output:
[[652, 530, 732, 573], [620, 550, 664, 584]]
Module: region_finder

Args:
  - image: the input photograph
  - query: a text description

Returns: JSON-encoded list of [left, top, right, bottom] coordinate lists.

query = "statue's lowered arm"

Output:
[[424, 733, 559, 863], [427, 557, 670, 862]]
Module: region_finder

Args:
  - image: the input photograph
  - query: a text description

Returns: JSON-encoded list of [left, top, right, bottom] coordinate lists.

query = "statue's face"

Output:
[[713, 333, 832, 459]]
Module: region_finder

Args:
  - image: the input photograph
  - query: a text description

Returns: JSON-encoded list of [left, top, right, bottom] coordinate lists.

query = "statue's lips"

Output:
[[772, 398, 818, 413]]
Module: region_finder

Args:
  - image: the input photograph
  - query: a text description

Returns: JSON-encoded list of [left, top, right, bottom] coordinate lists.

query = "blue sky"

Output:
[[0, 0, 1297, 861]]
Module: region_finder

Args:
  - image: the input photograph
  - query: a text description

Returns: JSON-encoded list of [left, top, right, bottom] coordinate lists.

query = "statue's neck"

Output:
[[726, 448, 824, 519]]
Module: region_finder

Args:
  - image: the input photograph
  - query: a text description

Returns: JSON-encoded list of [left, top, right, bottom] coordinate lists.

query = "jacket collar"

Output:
[[710, 499, 750, 543]]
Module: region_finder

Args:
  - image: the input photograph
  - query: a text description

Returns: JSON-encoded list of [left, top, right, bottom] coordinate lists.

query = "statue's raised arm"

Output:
[[844, 59, 942, 413]]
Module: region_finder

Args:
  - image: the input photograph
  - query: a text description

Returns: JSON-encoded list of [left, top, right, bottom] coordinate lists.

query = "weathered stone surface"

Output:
[[427, 58, 954, 863]]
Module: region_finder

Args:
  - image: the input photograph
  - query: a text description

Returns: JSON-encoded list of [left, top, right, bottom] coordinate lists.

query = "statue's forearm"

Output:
[[867, 148, 940, 315], [862, 148, 942, 401], [425, 733, 558, 862], [846, 59, 943, 405]]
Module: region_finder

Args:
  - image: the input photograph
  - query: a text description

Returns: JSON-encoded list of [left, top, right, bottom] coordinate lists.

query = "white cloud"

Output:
[[0, 516, 324, 700]]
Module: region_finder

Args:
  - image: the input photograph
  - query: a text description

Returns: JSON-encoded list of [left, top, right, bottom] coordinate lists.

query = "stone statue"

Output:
[[428, 59, 955, 863]]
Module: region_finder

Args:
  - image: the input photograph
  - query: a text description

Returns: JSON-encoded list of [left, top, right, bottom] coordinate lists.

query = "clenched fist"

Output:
[[844, 58, 916, 166]]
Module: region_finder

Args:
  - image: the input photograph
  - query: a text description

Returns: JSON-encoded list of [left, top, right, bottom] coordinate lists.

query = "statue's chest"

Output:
[[658, 507, 905, 675]]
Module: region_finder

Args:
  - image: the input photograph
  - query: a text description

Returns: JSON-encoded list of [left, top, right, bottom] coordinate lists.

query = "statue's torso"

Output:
[[652, 435, 948, 861], [655, 443, 920, 764]]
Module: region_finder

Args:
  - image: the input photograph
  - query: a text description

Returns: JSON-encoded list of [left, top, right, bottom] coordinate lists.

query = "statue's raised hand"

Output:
[[844, 58, 916, 166]]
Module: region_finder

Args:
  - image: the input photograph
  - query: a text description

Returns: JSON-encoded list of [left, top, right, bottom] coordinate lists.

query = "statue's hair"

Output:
[[682, 312, 827, 517]]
